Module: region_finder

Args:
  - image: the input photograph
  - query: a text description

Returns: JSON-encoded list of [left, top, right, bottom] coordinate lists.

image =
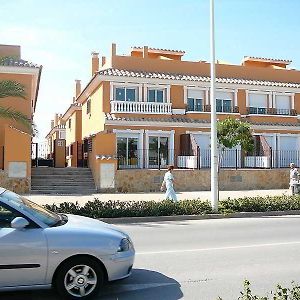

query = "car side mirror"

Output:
[[11, 217, 30, 229]]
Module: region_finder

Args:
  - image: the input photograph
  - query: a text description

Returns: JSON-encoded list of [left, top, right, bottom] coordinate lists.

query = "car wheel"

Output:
[[55, 257, 104, 299]]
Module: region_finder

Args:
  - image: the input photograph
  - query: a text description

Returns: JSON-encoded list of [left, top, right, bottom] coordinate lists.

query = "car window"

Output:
[[0, 190, 60, 227], [0, 204, 20, 228]]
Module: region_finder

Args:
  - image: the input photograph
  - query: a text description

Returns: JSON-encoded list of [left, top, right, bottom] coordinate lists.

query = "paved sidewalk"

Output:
[[25, 189, 291, 206]]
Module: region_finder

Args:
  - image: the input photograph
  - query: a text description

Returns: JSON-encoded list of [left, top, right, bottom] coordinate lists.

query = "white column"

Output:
[[245, 90, 249, 107], [143, 84, 148, 103], [291, 93, 295, 109], [110, 82, 114, 101], [138, 84, 143, 102], [169, 130, 175, 165], [234, 89, 238, 107], [183, 86, 188, 104], [269, 92, 273, 108], [210, 0, 218, 212], [166, 86, 171, 103], [205, 88, 209, 105], [145, 130, 149, 168], [139, 130, 144, 168]]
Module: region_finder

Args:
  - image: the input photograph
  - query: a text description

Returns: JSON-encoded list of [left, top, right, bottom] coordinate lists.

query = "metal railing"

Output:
[[247, 107, 297, 116], [187, 105, 239, 113], [117, 148, 300, 170]]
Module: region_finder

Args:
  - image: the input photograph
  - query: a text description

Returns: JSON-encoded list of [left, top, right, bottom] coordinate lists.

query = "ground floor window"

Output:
[[117, 137, 139, 168], [148, 136, 169, 168]]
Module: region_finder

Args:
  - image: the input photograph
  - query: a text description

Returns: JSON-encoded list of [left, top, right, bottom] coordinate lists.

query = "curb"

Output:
[[99, 210, 300, 224]]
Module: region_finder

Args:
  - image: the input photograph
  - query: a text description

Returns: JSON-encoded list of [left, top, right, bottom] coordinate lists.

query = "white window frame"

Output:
[[246, 90, 270, 115], [145, 130, 175, 168], [59, 130, 66, 140], [273, 92, 294, 112], [147, 87, 166, 103], [144, 84, 170, 103], [110, 82, 141, 102], [113, 129, 144, 168]]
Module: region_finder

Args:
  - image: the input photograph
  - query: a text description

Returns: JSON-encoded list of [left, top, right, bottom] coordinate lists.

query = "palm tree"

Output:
[[0, 80, 32, 130]]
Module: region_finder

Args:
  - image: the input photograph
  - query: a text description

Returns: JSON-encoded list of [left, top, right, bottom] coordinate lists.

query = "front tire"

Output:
[[55, 257, 104, 299]]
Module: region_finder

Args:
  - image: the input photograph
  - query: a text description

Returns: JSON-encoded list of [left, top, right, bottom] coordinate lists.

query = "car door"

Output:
[[0, 203, 48, 288]]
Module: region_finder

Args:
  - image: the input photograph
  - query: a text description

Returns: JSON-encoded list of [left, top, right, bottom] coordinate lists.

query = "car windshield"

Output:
[[0, 190, 60, 227]]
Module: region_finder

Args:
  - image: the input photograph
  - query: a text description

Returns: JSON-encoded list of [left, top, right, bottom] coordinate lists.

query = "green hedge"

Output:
[[44, 194, 300, 219]]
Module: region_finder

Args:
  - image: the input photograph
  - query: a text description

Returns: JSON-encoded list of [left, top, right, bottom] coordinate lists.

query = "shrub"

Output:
[[44, 194, 300, 219], [217, 279, 300, 300]]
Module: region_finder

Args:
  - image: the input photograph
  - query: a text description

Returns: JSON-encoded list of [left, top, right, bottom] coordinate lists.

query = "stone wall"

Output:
[[0, 170, 30, 194], [116, 169, 289, 193]]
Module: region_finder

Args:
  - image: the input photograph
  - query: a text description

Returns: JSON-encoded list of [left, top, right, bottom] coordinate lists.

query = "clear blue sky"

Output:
[[1, 0, 300, 141]]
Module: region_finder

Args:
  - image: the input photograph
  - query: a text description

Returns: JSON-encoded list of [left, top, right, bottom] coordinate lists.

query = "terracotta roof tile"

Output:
[[98, 68, 300, 88], [0, 57, 40, 68]]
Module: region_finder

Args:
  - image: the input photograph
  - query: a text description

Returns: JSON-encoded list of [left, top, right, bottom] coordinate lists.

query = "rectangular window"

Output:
[[187, 89, 204, 111], [275, 94, 291, 115], [248, 93, 267, 114], [216, 99, 232, 113], [59, 131, 66, 139], [117, 137, 139, 168], [187, 98, 203, 111], [115, 87, 137, 102], [86, 99, 91, 114], [215, 91, 233, 113], [148, 89, 165, 103], [68, 119, 72, 129]]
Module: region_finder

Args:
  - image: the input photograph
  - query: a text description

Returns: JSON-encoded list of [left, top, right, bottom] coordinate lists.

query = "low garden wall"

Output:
[[116, 169, 289, 193], [0, 170, 30, 194]]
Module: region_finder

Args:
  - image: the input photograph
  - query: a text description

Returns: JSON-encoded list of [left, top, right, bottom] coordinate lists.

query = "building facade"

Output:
[[0, 44, 42, 192], [59, 43, 300, 190]]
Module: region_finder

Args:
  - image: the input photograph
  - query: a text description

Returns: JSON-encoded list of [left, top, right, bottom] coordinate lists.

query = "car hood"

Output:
[[44, 214, 131, 255], [59, 214, 128, 239]]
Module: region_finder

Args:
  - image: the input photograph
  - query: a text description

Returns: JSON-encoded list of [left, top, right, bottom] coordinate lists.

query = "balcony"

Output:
[[247, 107, 297, 116], [187, 105, 239, 113], [110, 101, 172, 114]]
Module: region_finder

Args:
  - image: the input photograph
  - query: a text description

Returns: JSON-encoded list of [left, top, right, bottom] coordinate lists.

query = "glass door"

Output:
[[117, 137, 139, 169], [148, 136, 169, 168]]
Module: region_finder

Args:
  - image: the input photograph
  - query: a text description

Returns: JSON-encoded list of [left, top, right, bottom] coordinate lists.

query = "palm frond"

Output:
[[0, 106, 31, 129], [0, 80, 26, 99]]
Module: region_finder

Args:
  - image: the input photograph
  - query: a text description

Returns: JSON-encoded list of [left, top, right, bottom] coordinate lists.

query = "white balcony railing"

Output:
[[110, 101, 172, 114]]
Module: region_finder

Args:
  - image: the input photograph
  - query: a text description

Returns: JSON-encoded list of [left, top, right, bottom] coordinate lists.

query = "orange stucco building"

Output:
[[0, 44, 42, 191], [57, 43, 300, 190]]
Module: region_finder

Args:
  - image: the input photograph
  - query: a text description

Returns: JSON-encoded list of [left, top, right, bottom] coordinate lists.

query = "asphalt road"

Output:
[[3, 215, 300, 300]]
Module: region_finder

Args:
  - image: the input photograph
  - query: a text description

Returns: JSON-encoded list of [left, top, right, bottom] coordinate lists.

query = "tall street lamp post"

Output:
[[210, 0, 218, 212]]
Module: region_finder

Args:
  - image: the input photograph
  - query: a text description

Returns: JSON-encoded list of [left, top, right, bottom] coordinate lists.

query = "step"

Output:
[[30, 190, 97, 195]]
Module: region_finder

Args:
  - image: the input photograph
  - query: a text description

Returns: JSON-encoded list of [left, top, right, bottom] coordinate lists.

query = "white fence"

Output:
[[244, 156, 270, 168], [177, 156, 198, 169]]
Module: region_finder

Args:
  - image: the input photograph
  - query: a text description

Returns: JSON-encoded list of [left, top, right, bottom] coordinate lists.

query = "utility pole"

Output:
[[210, 0, 218, 212]]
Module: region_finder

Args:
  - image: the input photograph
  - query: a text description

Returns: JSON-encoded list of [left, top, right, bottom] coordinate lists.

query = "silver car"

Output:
[[0, 187, 135, 299]]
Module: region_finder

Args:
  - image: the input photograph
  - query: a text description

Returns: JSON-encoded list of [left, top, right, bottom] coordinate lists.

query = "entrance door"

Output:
[[148, 136, 169, 168], [0, 203, 47, 287]]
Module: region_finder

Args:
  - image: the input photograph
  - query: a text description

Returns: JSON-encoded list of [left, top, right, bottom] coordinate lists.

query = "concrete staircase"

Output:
[[31, 168, 96, 195]]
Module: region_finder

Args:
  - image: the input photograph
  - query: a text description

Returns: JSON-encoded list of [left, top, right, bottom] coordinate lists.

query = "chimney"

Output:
[[91, 51, 99, 75], [54, 113, 58, 126], [111, 43, 116, 57], [101, 56, 106, 67], [143, 46, 149, 58], [51, 120, 54, 129], [75, 80, 81, 98]]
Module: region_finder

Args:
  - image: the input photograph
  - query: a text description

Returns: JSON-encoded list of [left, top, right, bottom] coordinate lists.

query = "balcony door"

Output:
[[148, 136, 169, 168]]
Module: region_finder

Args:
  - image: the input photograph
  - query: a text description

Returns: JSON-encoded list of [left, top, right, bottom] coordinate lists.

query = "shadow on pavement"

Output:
[[101, 268, 183, 299], [0, 269, 183, 300]]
